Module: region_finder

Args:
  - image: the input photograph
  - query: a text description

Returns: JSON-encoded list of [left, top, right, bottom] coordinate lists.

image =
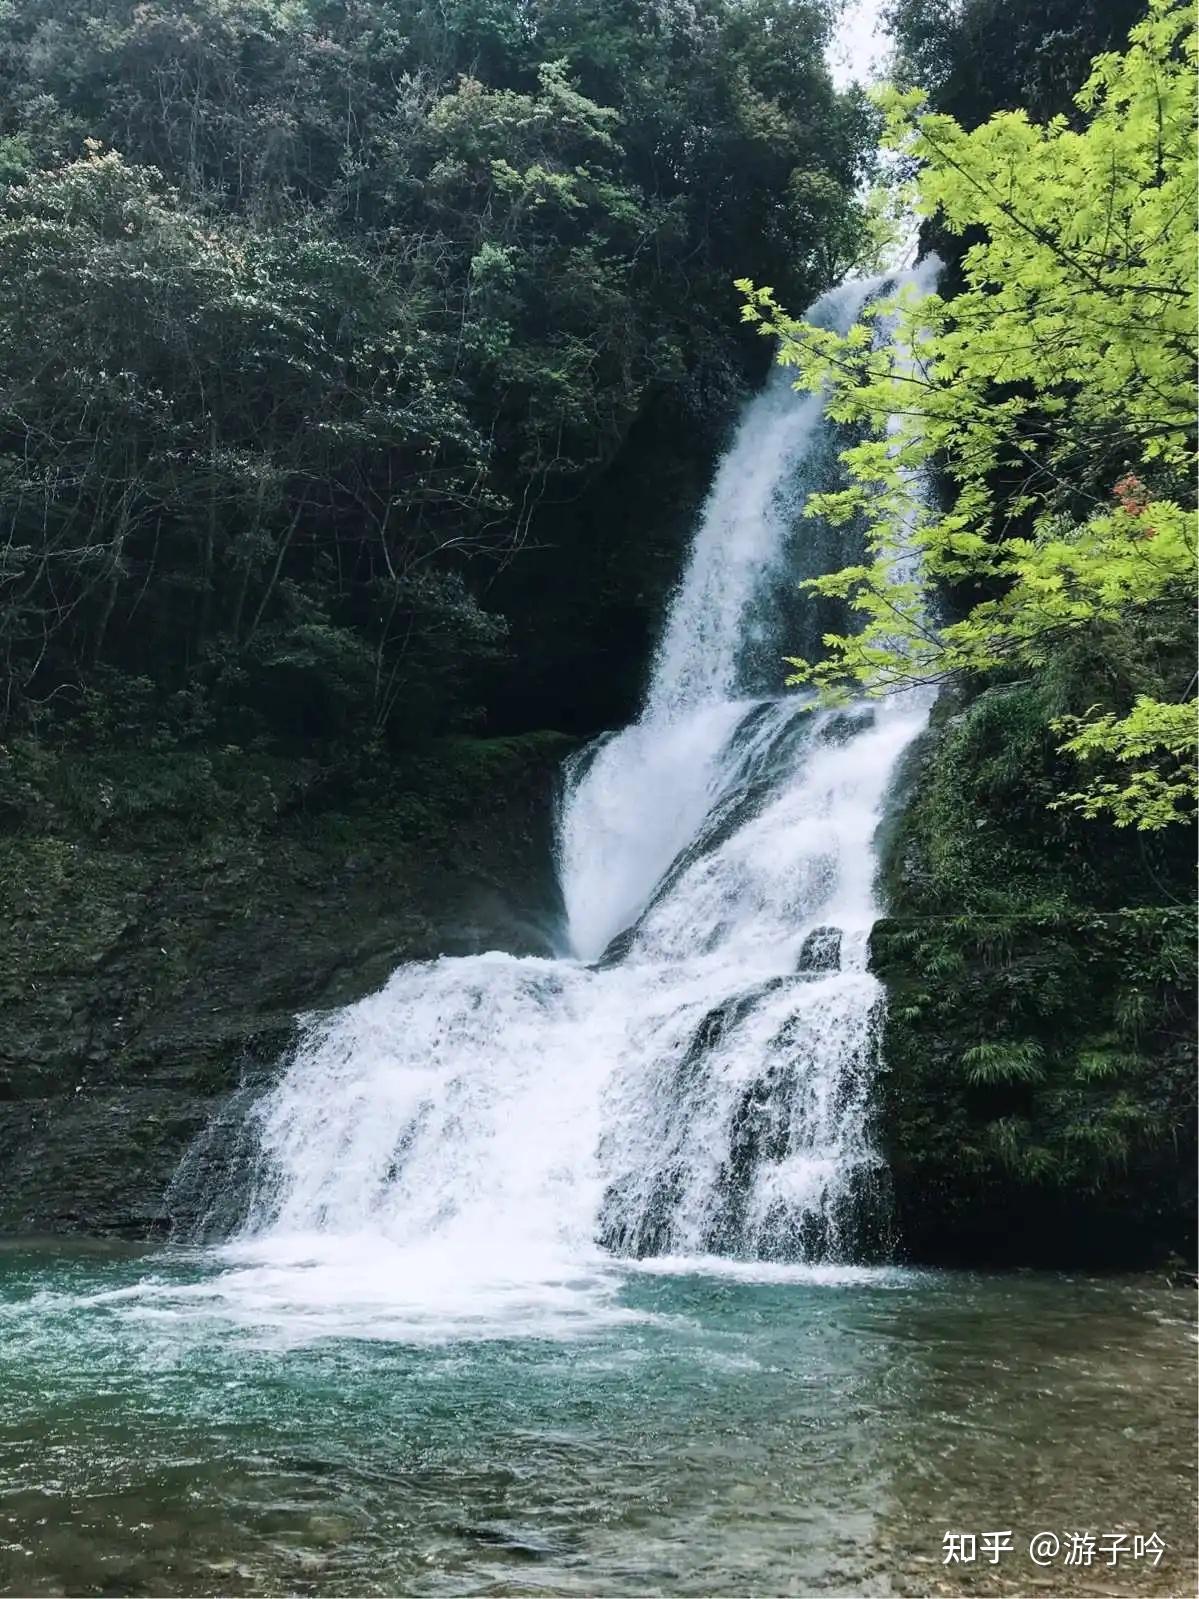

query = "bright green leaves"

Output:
[[743, 0, 1197, 829], [1053, 697, 1198, 829]]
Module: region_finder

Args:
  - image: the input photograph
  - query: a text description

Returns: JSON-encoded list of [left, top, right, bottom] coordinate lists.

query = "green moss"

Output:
[[882, 671, 1193, 917]]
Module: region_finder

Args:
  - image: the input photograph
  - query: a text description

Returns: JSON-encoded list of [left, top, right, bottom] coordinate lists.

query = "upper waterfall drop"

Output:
[[642, 276, 882, 724], [178, 260, 942, 1338], [557, 262, 939, 964]]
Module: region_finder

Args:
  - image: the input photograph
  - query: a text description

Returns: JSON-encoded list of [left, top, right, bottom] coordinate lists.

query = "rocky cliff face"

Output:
[[0, 733, 573, 1236], [870, 684, 1196, 1268], [871, 909, 1195, 1265]]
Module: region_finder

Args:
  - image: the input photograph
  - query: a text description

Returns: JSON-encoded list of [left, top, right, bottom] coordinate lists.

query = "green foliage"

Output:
[[879, 659, 1195, 926], [961, 1040, 1044, 1084], [1073, 1044, 1141, 1081], [1053, 697, 1197, 829], [874, 638, 1194, 1260], [885, 0, 1148, 128], [740, 0, 1197, 829], [872, 907, 1196, 1258], [0, 0, 874, 752]]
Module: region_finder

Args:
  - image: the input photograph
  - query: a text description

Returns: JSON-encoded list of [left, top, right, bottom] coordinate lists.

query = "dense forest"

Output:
[[0, 0, 875, 760]]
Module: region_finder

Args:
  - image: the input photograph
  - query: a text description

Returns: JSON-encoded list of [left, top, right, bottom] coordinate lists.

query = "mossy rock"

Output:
[[870, 670, 1196, 1266], [0, 731, 574, 1236]]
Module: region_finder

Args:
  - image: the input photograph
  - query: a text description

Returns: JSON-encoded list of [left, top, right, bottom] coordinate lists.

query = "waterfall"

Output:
[[185, 261, 941, 1332]]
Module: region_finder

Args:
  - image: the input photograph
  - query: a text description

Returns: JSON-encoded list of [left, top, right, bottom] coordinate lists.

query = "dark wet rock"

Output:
[[595, 924, 637, 968], [0, 733, 574, 1238], [868, 681, 1196, 1269], [815, 707, 874, 746], [597, 1165, 683, 1258], [870, 907, 1196, 1268], [798, 925, 841, 974]]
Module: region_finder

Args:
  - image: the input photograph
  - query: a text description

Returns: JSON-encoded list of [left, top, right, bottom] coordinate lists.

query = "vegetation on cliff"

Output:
[[872, 679, 1194, 1264]]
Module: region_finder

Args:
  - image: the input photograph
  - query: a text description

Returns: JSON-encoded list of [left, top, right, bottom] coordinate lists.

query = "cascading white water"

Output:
[[184, 260, 940, 1337]]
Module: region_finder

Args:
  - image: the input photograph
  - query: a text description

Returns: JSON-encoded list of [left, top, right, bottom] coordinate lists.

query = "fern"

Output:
[[926, 945, 966, 977], [1073, 1045, 1142, 1082], [962, 1040, 1045, 1084], [1115, 988, 1151, 1042], [983, 1117, 1057, 1180]]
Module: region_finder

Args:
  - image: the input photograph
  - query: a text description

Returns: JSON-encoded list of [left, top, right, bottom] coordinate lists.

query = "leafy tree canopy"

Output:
[[740, 0, 1197, 830], [884, 0, 1147, 128], [0, 0, 875, 749]]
